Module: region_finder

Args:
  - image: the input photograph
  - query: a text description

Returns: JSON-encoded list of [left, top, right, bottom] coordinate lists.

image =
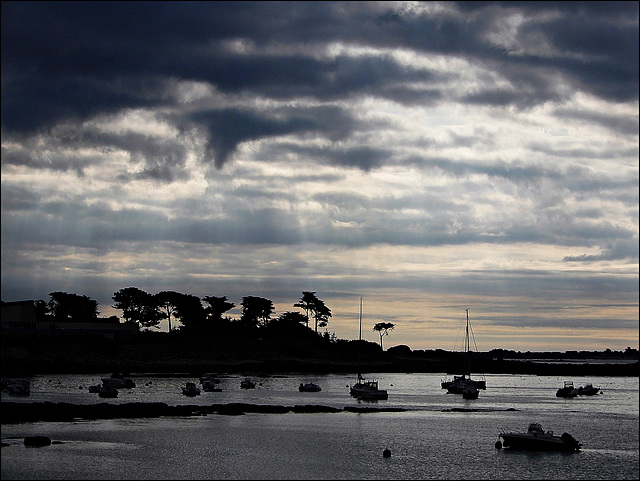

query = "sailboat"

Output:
[[350, 296, 388, 400], [441, 309, 486, 394]]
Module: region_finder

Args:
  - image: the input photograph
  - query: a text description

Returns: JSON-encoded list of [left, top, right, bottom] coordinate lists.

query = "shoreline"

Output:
[[0, 401, 403, 424], [2, 359, 638, 378], [0, 401, 527, 424]]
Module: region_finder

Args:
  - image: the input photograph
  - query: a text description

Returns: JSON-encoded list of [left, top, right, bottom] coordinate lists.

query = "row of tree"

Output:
[[37, 289, 333, 334], [32, 290, 396, 347]]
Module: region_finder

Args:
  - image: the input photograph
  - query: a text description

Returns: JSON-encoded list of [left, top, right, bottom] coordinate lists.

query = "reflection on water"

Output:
[[1, 374, 638, 480]]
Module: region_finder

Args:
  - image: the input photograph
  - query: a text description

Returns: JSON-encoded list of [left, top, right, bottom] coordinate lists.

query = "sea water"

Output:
[[1, 373, 638, 480]]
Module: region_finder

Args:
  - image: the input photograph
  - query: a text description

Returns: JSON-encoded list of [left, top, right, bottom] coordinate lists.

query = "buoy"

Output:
[[383, 448, 391, 458], [494, 440, 502, 449]]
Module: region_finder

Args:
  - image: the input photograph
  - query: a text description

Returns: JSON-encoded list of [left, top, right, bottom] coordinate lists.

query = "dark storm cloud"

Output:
[[190, 106, 358, 168], [3, 2, 637, 148], [273, 143, 393, 171]]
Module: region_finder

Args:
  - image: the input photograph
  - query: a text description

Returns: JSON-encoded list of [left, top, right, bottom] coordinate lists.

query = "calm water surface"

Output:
[[1, 373, 638, 480]]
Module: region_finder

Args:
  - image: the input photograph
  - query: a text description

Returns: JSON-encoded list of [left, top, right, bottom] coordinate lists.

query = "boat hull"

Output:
[[299, 384, 321, 392], [350, 386, 388, 400], [442, 377, 486, 394], [351, 389, 388, 400], [499, 433, 580, 452], [578, 386, 600, 395], [556, 388, 578, 398], [201, 380, 221, 392], [98, 388, 118, 398], [101, 377, 135, 389]]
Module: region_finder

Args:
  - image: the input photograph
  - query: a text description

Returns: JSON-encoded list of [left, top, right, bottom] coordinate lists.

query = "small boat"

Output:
[[441, 309, 486, 394], [496, 423, 581, 452], [578, 383, 601, 395], [201, 379, 222, 392], [199, 373, 221, 384], [5, 379, 30, 396], [556, 380, 578, 398], [101, 373, 135, 389], [240, 378, 256, 389], [182, 382, 201, 396], [98, 386, 118, 398], [462, 384, 479, 399], [350, 374, 388, 400], [350, 297, 389, 401], [299, 382, 322, 392]]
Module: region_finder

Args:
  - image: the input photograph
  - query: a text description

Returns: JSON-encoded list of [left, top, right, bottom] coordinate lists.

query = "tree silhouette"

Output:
[[171, 293, 206, 332], [294, 291, 332, 333], [372, 322, 395, 350], [112, 287, 163, 329], [267, 311, 311, 338], [33, 299, 49, 322], [155, 291, 183, 332], [294, 291, 316, 328], [313, 299, 332, 333], [241, 296, 274, 331], [202, 295, 235, 323], [48, 292, 99, 321]]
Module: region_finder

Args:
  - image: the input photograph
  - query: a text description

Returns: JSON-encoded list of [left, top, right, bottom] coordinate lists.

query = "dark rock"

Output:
[[24, 436, 51, 447]]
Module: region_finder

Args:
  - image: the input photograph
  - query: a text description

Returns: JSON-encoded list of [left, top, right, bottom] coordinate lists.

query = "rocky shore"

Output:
[[1, 401, 407, 424]]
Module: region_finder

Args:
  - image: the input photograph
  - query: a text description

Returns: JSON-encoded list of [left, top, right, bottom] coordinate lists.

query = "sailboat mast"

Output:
[[466, 308, 470, 352], [465, 308, 470, 373], [359, 296, 363, 341]]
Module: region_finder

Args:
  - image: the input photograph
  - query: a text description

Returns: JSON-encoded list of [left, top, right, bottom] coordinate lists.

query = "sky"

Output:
[[1, 1, 638, 352]]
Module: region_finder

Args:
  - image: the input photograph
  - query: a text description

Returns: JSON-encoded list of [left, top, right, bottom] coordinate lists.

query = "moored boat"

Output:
[[556, 380, 578, 398], [350, 296, 389, 401], [299, 382, 322, 392], [462, 384, 479, 399], [578, 383, 601, 395], [199, 373, 221, 384], [98, 385, 118, 398], [240, 378, 256, 389], [350, 374, 388, 400], [182, 382, 201, 396], [201, 379, 222, 392], [441, 309, 486, 394], [101, 373, 136, 389], [496, 422, 581, 452], [5, 379, 30, 396]]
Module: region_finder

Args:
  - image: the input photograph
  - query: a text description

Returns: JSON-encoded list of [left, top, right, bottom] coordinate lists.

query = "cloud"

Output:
[[190, 106, 357, 168], [1, 1, 637, 350], [563, 239, 640, 262]]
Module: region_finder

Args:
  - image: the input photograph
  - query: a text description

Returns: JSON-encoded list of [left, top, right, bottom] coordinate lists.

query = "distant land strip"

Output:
[[2, 359, 638, 378], [0, 401, 413, 424]]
